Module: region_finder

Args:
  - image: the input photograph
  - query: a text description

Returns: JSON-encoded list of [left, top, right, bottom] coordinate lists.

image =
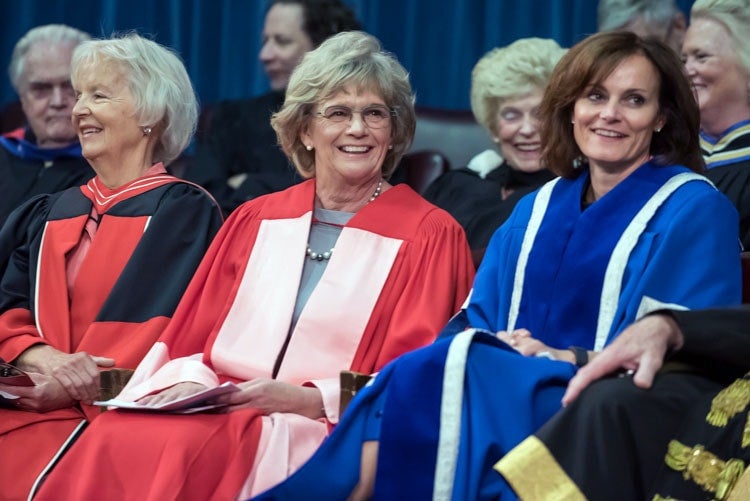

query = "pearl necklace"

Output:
[[306, 179, 384, 261]]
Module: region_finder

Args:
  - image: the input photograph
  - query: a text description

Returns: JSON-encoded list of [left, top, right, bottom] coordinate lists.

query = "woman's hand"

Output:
[[496, 329, 575, 363], [136, 382, 208, 407], [213, 379, 324, 419], [1, 372, 77, 412], [14, 345, 115, 404]]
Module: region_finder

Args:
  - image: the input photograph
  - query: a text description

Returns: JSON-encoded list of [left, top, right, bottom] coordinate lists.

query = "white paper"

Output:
[[93, 381, 241, 413]]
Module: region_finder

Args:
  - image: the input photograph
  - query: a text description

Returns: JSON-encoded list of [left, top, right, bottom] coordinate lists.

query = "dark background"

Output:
[[0, 0, 695, 111]]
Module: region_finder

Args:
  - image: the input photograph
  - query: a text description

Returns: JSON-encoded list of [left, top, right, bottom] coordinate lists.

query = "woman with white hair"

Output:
[[424, 38, 563, 263], [683, 0, 750, 249], [0, 33, 223, 500]]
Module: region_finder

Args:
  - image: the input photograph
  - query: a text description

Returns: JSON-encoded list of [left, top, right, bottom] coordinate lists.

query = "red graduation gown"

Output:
[[0, 173, 223, 501], [37, 179, 474, 500]]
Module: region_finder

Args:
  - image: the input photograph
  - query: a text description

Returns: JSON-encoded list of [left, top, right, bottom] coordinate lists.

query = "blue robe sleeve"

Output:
[[609, 181, 741, 343]]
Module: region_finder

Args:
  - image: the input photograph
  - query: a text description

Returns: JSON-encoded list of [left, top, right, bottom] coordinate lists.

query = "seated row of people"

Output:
[[0, 0, 748, 498], [0, 30, 474, 500], [257, 24, 744, 500], [4, 0, 749, 263]]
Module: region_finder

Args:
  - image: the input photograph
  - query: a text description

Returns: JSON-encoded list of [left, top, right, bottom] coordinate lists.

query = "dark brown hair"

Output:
[[540, 31, 704, 178], [271, 0, 361, 48]]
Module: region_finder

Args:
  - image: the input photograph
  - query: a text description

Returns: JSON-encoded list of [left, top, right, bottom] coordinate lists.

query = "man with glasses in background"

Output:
[[0, 24, 93, 226]]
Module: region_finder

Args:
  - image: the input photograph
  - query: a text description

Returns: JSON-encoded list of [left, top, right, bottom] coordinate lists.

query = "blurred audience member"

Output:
[[683, 0, 750, 249], [185, 0, 361, 214], [423, 38, 564, 264], [598, 0, 686, 53], [0, 24, 94, 226]]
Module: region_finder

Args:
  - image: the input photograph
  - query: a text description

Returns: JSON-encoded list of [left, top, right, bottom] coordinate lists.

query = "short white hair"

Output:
[[470, 38, 566, 138], [71, 33, 198, 166], [691, 0, 750, 74]]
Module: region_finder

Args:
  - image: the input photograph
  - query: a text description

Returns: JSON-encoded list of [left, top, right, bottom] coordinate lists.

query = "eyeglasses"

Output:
[[315, 105, 395, 129]]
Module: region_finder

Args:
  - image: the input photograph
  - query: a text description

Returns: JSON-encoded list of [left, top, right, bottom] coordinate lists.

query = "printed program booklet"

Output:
[[94, 381, 241, 414]]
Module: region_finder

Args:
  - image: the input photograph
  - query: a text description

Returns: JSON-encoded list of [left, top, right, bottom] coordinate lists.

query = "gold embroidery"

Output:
[[494, 436, 586, 500], [707, 377, 750, 428], [665, 440, 745, 499], [743, 412, 750, 449]]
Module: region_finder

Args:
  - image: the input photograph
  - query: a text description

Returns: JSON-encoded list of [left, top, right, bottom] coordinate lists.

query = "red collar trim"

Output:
[[81, 163, 176, 213]]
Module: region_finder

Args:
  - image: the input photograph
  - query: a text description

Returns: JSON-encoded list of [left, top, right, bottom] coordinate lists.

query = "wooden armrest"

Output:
[[98, 368, 135, 402], [339, 370, 373, 416]]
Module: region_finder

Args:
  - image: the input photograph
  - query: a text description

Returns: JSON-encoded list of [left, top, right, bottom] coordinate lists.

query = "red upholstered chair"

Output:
[[397, 149, 450, 195], [742, 252, 750, 304]]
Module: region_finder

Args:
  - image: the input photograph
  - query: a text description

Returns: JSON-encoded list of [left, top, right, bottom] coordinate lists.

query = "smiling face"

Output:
[[682, 17, 750, 136], [259, 3, 314, 91], [494, 89, 544, 173], [301, 85, 392, 187], [19, 41, 78, 148], [71, 60, 144, 168], [572, 54, 665, 175]]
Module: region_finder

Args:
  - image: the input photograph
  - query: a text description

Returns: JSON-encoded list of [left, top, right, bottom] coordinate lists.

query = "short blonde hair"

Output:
[[691, 0, 750, 74], [271, 31, 416, 178], [470, 38, 566, 139], [71, 33, 198, 166]]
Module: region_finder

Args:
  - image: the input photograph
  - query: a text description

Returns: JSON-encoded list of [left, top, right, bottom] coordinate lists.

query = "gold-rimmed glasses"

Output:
[[315, 105, 395, 129]]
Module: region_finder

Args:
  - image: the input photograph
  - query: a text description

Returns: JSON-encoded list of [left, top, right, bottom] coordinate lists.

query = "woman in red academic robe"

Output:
[[36, 31, 474, 500], [0, 34, 223, 501]]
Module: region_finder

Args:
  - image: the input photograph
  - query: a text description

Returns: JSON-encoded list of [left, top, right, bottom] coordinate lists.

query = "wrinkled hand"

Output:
[[136, 382, 208, 407], [562, 313, 683, 406], [14, 345, 115, 404], [212, 379, 324, 419], [496, 329, 573, 362], [0, 372, 76, 412]]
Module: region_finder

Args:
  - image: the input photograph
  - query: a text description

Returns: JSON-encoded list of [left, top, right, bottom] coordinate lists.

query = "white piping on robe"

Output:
[[507, 179, 559, 332], [594, 173, 708, 350], [433, 328, 478, 501]]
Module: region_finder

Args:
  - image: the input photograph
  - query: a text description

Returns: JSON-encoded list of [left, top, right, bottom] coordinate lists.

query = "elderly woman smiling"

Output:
[[0, 33, 223, 500], [35, 31, 474, 500], [682, 0, 750, 248], [424, 38, 563, 259]]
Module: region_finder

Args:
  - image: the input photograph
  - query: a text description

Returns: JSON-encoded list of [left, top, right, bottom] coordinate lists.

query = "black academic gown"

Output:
[[0, 136, 94, 227], [499, 306, 750, 500], [185, 90, 303, 214], [703, 121, 750, 250], [423, 161, 554, 252]]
